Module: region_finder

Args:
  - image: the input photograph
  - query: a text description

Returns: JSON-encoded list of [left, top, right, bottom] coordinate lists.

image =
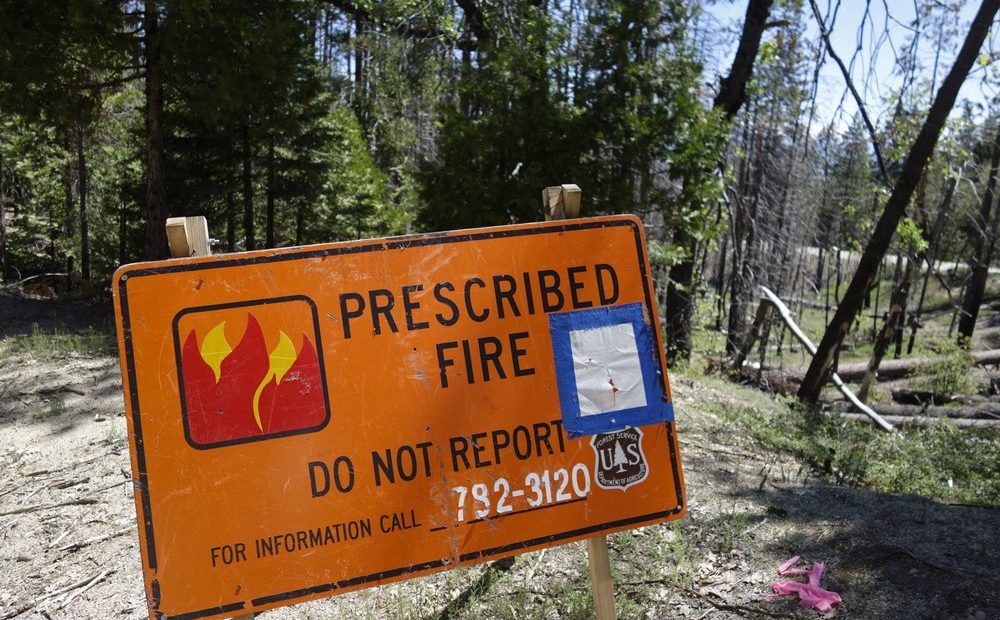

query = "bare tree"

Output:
[[957, 121, 1000, 340]]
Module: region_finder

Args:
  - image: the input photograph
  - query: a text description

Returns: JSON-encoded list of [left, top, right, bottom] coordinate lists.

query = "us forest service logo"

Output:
[[591, 427, 648, 491], [174, 296, 331, 448]]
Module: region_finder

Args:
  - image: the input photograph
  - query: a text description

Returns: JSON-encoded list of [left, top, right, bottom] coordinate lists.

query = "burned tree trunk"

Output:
[[76, 130, 89, 281], [957, 122, 1000, 340], [143, 0, 169, 261], [242, 118, 255, 252], [265, 139, 276, 249], [664, 0, 774, 363], [712, 0, 776, 118], [909, 174, 957, 354], [858, 257, 918, 401], [0, 150, 6, 282]]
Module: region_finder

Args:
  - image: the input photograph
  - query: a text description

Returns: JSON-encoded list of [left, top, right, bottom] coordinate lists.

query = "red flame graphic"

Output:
[[180, 314, 326, 445]]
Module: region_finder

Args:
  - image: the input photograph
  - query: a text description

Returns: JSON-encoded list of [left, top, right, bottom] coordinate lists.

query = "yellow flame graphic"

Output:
[[200, 322, 232, 383], [252, 331, 296, 431]]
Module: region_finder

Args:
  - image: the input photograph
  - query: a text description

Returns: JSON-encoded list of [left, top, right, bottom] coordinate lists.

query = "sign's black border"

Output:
[[116, 216, 685, 620], [172, 295, 333, 450]]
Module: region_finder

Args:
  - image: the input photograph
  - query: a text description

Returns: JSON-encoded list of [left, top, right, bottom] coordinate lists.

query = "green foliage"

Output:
[[815, 117, 880, 252], [896, 216, 929, 253], [165, 0, 405, 249], [418, 4, 577, 229], [0, 0, 995, 356], [0, 324, 110, 359], [0, 116, 71, 278], [647, 240, 687, 269], [709, 393, 1000, 506], [0, 0, 132, 128], [309, 105, 404, 241], [913, 336, 975, 395], [418, 0, 723, 235]]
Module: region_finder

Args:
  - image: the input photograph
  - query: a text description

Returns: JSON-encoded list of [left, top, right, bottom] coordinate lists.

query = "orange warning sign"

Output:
[[113, 215, 685, 619]]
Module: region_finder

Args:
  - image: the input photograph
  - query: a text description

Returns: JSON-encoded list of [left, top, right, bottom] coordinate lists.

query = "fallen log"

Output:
[[890, 388, 971, 406], [831, 351, 1000, 381], [760, 349, 1000, 383], [829, 413, 1000, 429], [735, 365, 802, 395], [826, 400, 1000, 419]]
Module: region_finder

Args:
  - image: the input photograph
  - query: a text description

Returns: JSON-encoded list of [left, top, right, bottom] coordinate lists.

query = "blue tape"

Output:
[[549, 303, 673, 437]]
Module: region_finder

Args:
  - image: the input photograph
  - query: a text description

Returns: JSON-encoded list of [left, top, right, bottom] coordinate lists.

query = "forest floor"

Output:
[[1, 293, 999, 620]]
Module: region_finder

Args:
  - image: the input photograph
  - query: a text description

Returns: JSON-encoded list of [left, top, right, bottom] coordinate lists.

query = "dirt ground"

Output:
[[1, 294, 999, 620]]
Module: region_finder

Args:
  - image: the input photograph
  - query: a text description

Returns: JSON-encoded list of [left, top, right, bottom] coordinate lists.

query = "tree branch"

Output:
[[321, 0, 454, 43], [713, 0, 776, 120], [808, 0, 893, 186], [455, 0, 491, 46], [81, 71, 145, 91]]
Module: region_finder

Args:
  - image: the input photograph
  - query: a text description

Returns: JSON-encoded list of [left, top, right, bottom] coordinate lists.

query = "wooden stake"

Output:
[[587, 536, 616, 620], [166, 216, 211, 258], [166, 218, 251, 620], [542, 184, 582, 221], [541, 184, 617, 620]]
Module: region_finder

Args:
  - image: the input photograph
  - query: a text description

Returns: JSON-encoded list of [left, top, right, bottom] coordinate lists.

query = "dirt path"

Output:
[[1, 302, 999, 619]]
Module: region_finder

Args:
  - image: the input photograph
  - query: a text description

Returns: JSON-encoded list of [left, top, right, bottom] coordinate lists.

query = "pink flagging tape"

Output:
[[770, 556, 842, 612]]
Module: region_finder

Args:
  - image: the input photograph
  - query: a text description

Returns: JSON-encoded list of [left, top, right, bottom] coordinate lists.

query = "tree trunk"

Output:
[[909, 174, 956, 353], [242, 118, 255, 251], [353, 18, 366, 123], [63, 155, 75, 247], [664, 236, 694, 361], [226, 189, 236, 252], [957, 122, 1000, 340], [749, 349, 1000, 385], [728, 113, 765, 357], [714, 234, 728, 330], [797, 0, 999, 403], [857, 256, 917, 401], [265, 139, 275, 249], [0, 149, 6, 282], [713, 0, 776, 117], [295, 201, 305, 246], [664, 0, 774, 362], [118, 188, 127, 266], [77, 131, 90, 281], [143, 0, 169, 261]]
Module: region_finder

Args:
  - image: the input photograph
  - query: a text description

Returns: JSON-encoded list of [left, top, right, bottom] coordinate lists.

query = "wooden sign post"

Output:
[[116, 212, 685, 620], [166, 217, 255, 620], [543, 184, 616, 620]]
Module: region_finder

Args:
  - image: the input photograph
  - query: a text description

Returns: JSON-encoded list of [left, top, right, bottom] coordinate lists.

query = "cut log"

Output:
[[890, 388, 969, 406], [762, 349, 1000, 383], [826, 400, 1000, 420], [829, 413, 1000, 429]]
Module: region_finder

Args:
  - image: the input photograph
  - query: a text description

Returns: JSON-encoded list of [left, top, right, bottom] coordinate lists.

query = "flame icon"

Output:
[[179, 312, 327, 446]]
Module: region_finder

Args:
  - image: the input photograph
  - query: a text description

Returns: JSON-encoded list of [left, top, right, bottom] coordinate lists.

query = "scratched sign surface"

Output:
[[113, 215, 685, 619]]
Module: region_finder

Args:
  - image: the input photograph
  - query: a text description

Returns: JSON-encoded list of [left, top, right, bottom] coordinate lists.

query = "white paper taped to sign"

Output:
[[569, 322, 647, 416]]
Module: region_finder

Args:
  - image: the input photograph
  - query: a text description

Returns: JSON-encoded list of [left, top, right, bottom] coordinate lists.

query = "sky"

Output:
[[699, 0, 999, 130]]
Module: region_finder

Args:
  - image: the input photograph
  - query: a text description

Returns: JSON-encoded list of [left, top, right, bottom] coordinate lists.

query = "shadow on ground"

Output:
[[0, 293, 113, 340], [681, 428, 1000, 619]]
